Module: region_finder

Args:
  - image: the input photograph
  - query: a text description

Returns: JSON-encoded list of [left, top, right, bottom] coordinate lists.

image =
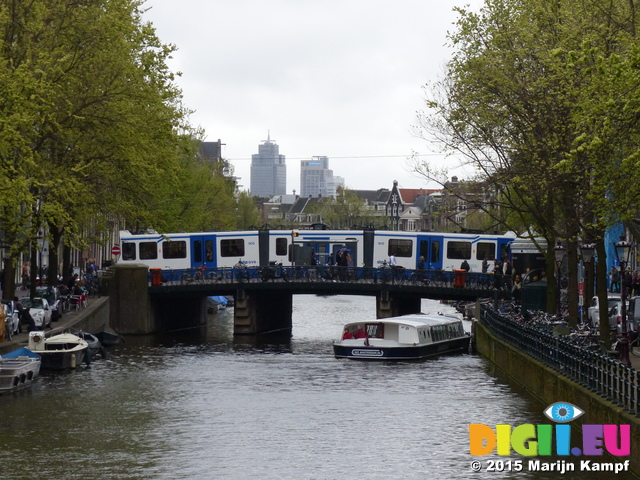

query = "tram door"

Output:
[[191, 236, 217, 269], [417, 235, 443, 270]]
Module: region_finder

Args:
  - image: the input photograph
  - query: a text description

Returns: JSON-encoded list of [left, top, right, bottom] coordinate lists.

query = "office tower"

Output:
[[300, 156, 344, 198], [250, 133, 286, 197]]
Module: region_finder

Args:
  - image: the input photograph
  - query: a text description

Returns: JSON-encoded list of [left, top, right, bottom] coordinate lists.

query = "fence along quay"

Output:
[[475, 305, 640, 476]]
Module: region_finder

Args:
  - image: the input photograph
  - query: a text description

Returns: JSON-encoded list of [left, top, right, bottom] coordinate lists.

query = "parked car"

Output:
[[19, 297, 52, 329], [587, 295, 624, 332], [2, 300, 20, 339], [35, 286, 62, 322]]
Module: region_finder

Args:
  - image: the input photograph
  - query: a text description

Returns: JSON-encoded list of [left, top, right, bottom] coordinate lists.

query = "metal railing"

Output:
[[480, 306, 640, 416], [150, 265, 512, 290]]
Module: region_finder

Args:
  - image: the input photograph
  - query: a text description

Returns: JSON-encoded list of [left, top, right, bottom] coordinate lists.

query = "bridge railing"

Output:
[[480, 305, 640, 416], [150, 265, 511, 291]]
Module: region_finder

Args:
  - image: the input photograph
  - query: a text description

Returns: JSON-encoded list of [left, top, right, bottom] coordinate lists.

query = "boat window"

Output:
[[476, 242, 495, 261], [447, 241, 472, 260], [388, 239, 412, 258], [122, 242, 136, 261], [366, 323, 385, 338], [275, 238, 287, 256], [220, 239, 245, 257], [163, 240, 187, 259], [140, 242, 158, 260]]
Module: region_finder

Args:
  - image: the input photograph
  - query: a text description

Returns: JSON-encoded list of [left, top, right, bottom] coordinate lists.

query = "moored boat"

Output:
[[0, 347, 41, 394], [28, 332, 89, 370], [333, 313, 470, 360]]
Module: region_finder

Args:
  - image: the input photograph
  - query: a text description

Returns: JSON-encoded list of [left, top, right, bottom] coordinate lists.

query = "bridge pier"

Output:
[[234, 289, 293, 335], [376, 291, 422, 318], [109, 263, 152, 334]]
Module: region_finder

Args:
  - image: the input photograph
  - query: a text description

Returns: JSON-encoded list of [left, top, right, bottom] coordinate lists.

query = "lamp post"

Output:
[[580, 243, 595, 325], [614, 236, 632, 366], [554, 242, 566, 319]]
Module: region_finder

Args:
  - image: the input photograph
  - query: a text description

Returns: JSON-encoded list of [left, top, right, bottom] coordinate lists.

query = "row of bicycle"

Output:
[[155, 263, 510, 289]]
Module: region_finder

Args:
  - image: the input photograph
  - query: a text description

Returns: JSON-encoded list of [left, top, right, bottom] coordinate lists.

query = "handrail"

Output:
[[479, 306, 640, 416]]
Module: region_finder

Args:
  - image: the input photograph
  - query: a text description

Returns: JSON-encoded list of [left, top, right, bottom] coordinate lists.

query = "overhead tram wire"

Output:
[[223, 153, 449, 161]]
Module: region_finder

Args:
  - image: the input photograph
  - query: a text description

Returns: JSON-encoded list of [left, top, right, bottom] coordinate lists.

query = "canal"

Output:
[[0, 295, 633, 479]]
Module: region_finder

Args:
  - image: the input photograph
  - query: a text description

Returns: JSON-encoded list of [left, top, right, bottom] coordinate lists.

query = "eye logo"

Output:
[[543, 402, 584, 423]]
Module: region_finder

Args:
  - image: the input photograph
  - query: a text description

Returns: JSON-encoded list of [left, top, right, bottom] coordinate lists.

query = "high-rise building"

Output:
[[250, 133, 286, 197], [300, 156, 344, 198]]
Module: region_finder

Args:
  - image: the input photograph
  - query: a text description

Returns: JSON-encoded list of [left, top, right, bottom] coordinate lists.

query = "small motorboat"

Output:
[[333, 313, 471, 360], [74, 331, 106, 361], [0, 347, 41, 394], [28, 332, 89, 370]]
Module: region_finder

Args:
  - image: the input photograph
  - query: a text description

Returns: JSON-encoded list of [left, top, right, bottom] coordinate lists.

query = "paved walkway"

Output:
[[0, 291, 87, 353]]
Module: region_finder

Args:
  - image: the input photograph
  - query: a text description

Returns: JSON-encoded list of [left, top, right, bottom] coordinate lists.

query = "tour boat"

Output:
[[333, 313, 471, 360], [0, 347, 41, 394], [28, 332, 89, 370]]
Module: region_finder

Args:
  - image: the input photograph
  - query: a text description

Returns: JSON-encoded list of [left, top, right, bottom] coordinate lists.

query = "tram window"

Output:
[[140, 242, 158, 260], [388, 239, 412, 257], [476, 242, 495, 261], [419, 241, 428, 261], [122, 243, 136, 261], [500, 244, 509, 262], [163, 240, 186, 259], [275, 238, 287, 256], [447, 241, 471, 260], [205, 240, 214, 262], [220, 239, 245, 257], [431, 241, 441, 263], [193, 240, 202, 263]]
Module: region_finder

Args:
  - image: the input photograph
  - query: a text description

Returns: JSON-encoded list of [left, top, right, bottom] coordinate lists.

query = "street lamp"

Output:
[[580, 243, 596, 325], [554, 242, 566, 319], [614, 236, 632, 366]]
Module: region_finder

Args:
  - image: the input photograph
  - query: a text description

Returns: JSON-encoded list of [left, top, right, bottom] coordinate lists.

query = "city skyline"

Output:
[[142, 0, 481, 194]]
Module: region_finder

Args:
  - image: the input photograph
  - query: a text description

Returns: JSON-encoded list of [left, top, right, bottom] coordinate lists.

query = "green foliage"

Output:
[[0, 0, 214, 273], [236, 191, 261, 230], [319, 188, 377, 229]]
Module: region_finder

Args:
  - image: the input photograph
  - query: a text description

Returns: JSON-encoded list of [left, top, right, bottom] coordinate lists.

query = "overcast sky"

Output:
[[142, 0, 479, 194]]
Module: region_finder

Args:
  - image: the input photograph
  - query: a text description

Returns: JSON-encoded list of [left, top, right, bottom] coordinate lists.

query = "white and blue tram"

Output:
[[118, 228, 515, 276]]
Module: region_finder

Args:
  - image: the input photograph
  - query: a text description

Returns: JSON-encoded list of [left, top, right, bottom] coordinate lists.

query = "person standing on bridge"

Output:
[[389, 252, 397, 267]]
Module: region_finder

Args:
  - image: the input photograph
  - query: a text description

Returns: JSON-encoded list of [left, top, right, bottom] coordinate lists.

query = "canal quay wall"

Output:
[[473, 315, 640, 476]]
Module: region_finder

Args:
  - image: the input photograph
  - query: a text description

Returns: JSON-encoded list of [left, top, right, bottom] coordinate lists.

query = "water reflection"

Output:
[[0, 296, 634, 479]]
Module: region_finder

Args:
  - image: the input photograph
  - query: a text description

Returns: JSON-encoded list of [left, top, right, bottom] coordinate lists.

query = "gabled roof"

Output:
[[351, 189, 391, 203], [399, 188, 441, 204]]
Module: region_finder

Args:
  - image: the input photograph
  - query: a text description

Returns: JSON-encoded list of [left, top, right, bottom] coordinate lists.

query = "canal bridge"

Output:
[[106, 264, 511, 335]]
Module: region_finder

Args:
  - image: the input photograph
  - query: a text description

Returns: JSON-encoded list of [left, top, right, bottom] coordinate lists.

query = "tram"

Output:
[[118, 228, 516, 275]]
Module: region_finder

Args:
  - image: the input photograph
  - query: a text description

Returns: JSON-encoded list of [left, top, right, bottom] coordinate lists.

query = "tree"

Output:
[[414, 0, 640, 327], [236, 191, 261, 230], [319, 188, 377, 229]]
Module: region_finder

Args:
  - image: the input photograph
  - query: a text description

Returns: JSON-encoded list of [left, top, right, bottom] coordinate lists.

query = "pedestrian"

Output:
[[21, 262, 29, 290], [503, 259, 513, 291], [610, 267, 620, 293], [389, 252, 397, 267], [22, 307, 37, 333], [461, 259, 470, 271], [482, 257, 489, 274]]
